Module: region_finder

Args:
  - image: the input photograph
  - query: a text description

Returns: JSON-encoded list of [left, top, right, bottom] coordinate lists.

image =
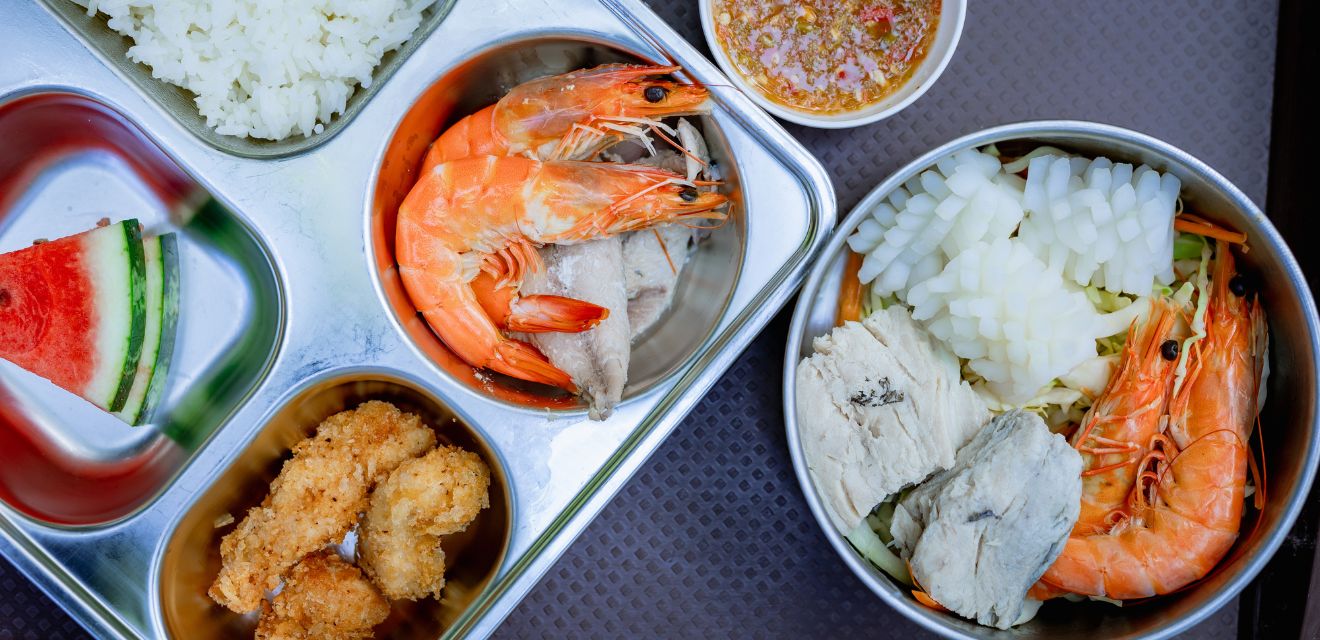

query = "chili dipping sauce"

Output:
[[712, 0, 941, 114]]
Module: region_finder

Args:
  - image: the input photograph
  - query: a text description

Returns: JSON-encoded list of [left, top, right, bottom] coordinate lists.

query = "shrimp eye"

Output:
[[1161, 339, 1180, 361], [644, 86, 668, 103], [679, 187, 699, 202], [1229, 274, 1249, 297]]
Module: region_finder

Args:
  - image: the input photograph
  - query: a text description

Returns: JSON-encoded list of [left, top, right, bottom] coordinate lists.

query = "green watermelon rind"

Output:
[[113, 233, 174, 425], [75, 220, 148, 412], [143, 233, 180, 423], [109, 221, 147, 412], [114, 233, 179, 426]]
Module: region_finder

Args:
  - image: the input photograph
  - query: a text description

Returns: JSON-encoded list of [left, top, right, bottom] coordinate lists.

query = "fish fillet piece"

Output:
[[622, 223, 694, 339], [358, 445, 491, 600], [621, 118, 709, 338], [522, 238, 631, 420], [254, 550, 389, 640], [891, 410, 1082, 629], [209, 401, 436, 613], [796, 305, 989, 533]]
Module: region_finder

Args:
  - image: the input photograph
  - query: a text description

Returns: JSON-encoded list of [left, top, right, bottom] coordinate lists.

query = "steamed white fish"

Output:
[[623, 224, 694, 338], [891, 410, 1082, 629], [796, 305, 990, 533], [521, 239, 630, 420]]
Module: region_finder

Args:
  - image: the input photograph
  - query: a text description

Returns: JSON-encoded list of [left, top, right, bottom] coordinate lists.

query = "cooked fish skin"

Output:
[[209, 401, 436, 613], [891, 410, 1082, 629], [254, 550, 389, 640], [622, 223, 693, 338], [796, 305, 989, 533], [619, 117, 707, 338], [522, 238, 631, 420], [357, 445, 491, 601]]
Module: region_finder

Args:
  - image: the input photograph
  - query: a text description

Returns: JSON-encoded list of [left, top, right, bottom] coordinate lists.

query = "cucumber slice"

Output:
[[114, 233, 179, 425]]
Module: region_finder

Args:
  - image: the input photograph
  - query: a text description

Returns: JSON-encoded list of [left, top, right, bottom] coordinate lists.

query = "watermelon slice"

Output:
[[113, 233, 180, 426], [0, 220, 147, 414]]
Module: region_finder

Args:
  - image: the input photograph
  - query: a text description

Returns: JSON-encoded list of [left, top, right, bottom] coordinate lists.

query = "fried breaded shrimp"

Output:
[[358, 445, 491, 600], [254, 550, 389, 640], [210, 401, 436, 612]]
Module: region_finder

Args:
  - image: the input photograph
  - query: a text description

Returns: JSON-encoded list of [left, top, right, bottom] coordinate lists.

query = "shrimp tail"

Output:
[[487, 339, 578, 391], [507, 295, 610, 333], [470, 270, 609, 333]]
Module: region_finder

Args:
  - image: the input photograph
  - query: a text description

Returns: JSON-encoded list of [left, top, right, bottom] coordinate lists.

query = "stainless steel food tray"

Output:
[[0, 1, 836, 638]]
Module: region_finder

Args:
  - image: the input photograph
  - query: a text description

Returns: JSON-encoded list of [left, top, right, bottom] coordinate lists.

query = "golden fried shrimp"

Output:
[[209, 401, 436, 612], [254, 550, 389, 640], [357, 445, 491, 600]]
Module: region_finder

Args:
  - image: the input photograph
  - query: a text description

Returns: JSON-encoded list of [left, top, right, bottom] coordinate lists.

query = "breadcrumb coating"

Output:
[[209, 401, 436, 612], [254, 550, 389, 640], [358, 445, 491, 600]]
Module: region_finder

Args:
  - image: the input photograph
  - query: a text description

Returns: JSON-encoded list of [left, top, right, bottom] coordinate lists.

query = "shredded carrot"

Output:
[[836, 251, 864, 326], [1174, 217, 1247, 245], [912, 590, 948, 612]]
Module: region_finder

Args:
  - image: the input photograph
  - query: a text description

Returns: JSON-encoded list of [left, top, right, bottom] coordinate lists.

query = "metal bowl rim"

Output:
[[781, 119, 1320, 639]]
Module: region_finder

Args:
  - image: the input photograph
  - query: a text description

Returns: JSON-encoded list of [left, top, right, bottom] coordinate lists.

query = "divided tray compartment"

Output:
[[0, 0, 835, 638], [784, 122, 1319, 639], [368, 35, 746, 412], [37, 0, 460, 159], [0, 89, 284, 526], [154, 370, 512, 640]]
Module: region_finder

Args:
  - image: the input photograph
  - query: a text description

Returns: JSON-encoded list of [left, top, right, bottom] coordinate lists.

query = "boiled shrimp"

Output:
[[396, 156, 726, 388], [1038, 241, 1265, 599], [1069, 298, 1180, 533], [428, 64, 709, 338], [421, 64, 710, 172]]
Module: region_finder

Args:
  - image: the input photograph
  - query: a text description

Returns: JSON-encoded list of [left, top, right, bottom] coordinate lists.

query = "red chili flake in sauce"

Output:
[[711, 0, 941, 114]]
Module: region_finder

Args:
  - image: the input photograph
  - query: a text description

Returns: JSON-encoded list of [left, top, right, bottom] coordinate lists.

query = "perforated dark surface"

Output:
[[497, 0, 1278, 638], [0, 0, 1281, 638]]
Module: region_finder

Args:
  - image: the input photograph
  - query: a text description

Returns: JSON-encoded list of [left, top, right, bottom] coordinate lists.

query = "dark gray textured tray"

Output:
[[496, 0, 1280, 638], [0, 0, 1287, 638]]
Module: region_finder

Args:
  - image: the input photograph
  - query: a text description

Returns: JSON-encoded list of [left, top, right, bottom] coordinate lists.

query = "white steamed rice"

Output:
[[78, 0, 435, 140]]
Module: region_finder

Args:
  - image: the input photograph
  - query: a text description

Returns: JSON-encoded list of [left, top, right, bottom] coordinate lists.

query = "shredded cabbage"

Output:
[[861, 288, 898, 319], [1173, 232, 1208, 261], [845, 502, 912, 585], [1001, 145, 1071, 174], [1172, 244, 1213, 397]]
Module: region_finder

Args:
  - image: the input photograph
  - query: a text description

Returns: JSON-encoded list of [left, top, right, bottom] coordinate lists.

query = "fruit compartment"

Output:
[[0, 90, 284, 526]]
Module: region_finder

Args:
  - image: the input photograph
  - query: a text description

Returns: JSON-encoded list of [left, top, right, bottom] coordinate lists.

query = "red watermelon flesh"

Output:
[[0, 220, 146, 413]]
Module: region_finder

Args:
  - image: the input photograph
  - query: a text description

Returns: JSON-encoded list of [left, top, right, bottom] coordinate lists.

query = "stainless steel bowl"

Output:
[[783, 121, 1320, 639], [366, 36, 744, 416]]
